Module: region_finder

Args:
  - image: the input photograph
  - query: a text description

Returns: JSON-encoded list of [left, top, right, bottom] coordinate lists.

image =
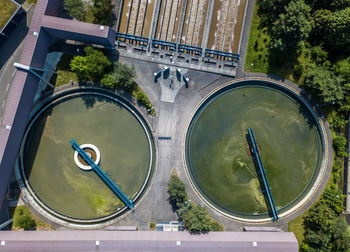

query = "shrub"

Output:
[[16, 215, 35, 230], [333, 136, 348, 157], [70, 47, 111, 82], [167, 174, 187, 206], [181, 204, 212, 233], [100, 73, 115, 89]]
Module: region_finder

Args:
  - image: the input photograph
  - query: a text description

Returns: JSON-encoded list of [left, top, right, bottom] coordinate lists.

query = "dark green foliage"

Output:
[[70, 47, 111, 82], [335, 57, 350, 82], [90, 0, 112, 25], [331, 0, 350, 10], [16, 215, 35, 230], [303, 65, 344, 104], [167, 175, 187, 205], [113, 62, 136, 91], [100, 73, 115, 89], [64, 0, 87, 21], [64, 0, 111, 25], [270, 0, 312, 51], [257, 0, 289, 26], [306, 0, 350, 10], [333, 136, 348, 158], [303, 210, 350, 251], [329, 113, 347, 131], [135, 91, 152, 110], [181, 205, 212, 233], [100, 62, 135, 91], [312, 8, 350, 49], [167, 174, 224, 232], [302, 185, 349, 251]]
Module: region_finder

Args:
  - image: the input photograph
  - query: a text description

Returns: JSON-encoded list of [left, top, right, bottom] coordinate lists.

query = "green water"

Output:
[[187, 85, 322, 218], [23, 94, 151, 219]]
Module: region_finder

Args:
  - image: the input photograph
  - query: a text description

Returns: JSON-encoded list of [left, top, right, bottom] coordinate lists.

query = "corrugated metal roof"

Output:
[[0, 231, 299, 252]]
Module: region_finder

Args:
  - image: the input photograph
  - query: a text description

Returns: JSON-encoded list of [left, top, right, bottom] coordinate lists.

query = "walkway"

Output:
[[70, 139, 134, 210], [247, 128, 279, 221]]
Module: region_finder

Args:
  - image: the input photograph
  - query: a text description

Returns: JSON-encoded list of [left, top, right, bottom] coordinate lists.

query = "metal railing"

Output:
[[247, 128, 279, 221], [69, 139, 134, 210]]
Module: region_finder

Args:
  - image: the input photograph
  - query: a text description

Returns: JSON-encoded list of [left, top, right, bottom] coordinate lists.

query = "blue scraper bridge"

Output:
[[69, 139, 135, 210], [247, 129, 279, 221]]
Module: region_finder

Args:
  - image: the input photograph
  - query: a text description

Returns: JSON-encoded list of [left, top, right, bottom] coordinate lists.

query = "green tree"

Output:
[[257, 0, 289, 26], [113, 62, 136, 91], [100, 73, 115, 89], [181, 204, 212, 233], [333, 136, 348, 158], [303, 65, 344, 104], [312, 8, 350, 49], [16, 215, 35, 230], [64, 0, 111, 24], [91, 0, 111, 25], [331, 0, 350, 10], [335, 57, 350, 82], [167, 174, 187, 205], [64, 0, 89, 22], [70, 47, 111, 82], [270, 0, 311, 51]]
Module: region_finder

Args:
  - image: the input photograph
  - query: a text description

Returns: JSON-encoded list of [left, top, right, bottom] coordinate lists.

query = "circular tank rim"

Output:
[[182, 77, 331, 223], [15, 87, 156, 227]]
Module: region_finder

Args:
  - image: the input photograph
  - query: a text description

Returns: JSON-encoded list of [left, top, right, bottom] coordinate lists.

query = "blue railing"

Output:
[[116, 32, 149, 46], [69, 139, 135, 210], [247, 129, 279, 221], [204, 48, 240, 62], [178, 44, 202, 55], [151, 39, 176, 51], [115, 32, 239, 61]]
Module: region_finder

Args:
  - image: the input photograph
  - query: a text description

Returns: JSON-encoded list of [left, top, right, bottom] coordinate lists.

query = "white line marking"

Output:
[[6, 83, 10, 93], [11, 70, 16, 78], [2, 100, 5, 108]]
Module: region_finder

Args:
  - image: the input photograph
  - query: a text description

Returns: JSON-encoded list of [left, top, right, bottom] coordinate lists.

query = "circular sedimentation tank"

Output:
[[185, 80, 327, 222], [17, 88, 155, 226]]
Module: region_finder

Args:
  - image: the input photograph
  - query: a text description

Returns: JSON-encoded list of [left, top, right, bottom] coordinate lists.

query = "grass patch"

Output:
[[244, 3, 296, 80], [50, 54, 78, 87], [288, 213, 306, 245], [245, 4, 270, 73], [9, 206, 54, 230], [0, 0, 19, 30]]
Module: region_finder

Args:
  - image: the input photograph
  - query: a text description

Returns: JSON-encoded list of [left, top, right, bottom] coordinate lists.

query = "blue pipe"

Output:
[[70, 139, 134, 210], [69, 139, 134, 209], [247, 129, 279, 221], [70, 139, 134, 209]]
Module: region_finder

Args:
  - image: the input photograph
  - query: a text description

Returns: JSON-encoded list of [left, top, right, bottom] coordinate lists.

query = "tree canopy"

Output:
[[181, 205, 212, 233], [100, 62, 136, 91], [167, 174, 187, 206], [70, 47, 111, 82], [64, 0, 111, 25], [270, 0, 312, 51], [303, 65, 344, 104]]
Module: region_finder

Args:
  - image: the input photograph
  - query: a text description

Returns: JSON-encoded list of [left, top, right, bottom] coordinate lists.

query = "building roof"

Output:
[[0, 231, 299, 252]]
